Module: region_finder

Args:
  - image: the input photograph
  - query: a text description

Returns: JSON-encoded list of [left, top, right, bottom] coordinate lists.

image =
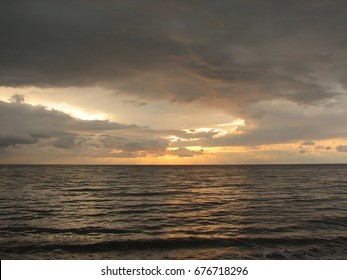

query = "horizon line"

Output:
[[1, 163, 346, 166]]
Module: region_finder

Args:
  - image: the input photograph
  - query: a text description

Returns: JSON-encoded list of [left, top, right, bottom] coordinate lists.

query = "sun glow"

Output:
[[217, 119, 245, 127], [166, 135, 190, 142], [31, 102, 108, 121]]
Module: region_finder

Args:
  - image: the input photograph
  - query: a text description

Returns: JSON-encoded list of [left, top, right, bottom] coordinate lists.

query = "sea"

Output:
[[0, 164, 346, 259]]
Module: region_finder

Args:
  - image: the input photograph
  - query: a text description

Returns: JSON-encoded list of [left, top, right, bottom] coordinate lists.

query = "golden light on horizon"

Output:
[[34, 102, 109, 121]]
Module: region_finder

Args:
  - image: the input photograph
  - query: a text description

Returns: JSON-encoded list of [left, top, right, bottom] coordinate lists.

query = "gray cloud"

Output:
[[176, 99, 347, 147], [301, 141, 315, 146], [122, 99, 147, 107], [0, 97, 147, 146], [99, 135, 167, 155], [53, 135, 75, 149], [169, 147, 204, 158], [336, 145, 347, 152], [1, 0, 347, 111], [0, 98, 209, 159], [315, 145, 332, 151], [9, 94, 25, 104], [0, 134, 38, 147], [0, 101, 71, 147], [0, 99, 167, 155]]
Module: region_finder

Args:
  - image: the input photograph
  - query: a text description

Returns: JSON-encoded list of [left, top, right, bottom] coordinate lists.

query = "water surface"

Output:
[[0, 165, 346, 259]]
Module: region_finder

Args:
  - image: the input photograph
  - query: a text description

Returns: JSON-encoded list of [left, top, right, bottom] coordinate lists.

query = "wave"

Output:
[[0, 226, 140, 235], [2, 236, 346, 255]]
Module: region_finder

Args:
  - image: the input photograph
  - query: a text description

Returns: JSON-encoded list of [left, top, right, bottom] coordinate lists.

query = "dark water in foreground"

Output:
[[0, 165, 346, 259]]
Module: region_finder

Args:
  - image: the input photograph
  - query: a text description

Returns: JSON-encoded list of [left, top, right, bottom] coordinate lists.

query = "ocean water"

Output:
[[0, 164, 346, 260]]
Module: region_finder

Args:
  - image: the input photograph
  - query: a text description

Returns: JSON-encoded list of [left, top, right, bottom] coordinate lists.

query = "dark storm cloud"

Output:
[[0, 0, 185, 87], [1, 0, 347, 108]]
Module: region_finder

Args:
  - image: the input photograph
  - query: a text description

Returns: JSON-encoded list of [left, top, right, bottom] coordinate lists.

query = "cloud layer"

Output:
[[0, 99, 167, 157], [0, 99, 210, 160], [2, 0, 347, 110], [1, 1, 347, 163]]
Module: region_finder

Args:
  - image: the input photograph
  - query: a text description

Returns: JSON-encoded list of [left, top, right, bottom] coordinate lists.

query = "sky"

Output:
[[1, 0, 347, 164]]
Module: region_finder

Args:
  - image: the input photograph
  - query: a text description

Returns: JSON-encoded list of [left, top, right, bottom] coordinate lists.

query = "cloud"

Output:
[[1, 0, 347, 111], [169, 147, 204, 158], [53, 135, 75, 149], [1, 1, 347, 163], [0, 97, 208, 160], [99, 135, 167, 155], [336, 145, 347, 152], [122, 99, 147, 107], [182, 99, 347, 147], [0, 134, 38, 147], [0, 98, 169, 156], [0, 101, 71, 147], [9, 94, 25, 104], [301, 141, 315, 146], [315, 145, 332, 151]]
